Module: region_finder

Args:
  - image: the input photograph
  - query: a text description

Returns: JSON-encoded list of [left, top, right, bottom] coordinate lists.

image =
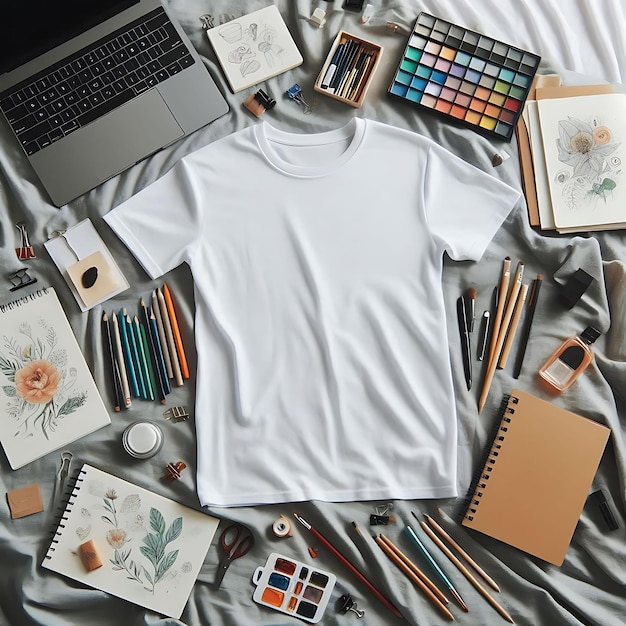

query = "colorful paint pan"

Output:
[[252, 553, 336, 623], [387, 12, 540, 140]]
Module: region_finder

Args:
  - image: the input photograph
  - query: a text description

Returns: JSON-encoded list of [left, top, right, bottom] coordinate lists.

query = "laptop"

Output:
[[0, 0, 229, 207]]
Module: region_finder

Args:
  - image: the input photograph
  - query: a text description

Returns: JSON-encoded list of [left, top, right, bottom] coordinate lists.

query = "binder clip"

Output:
[[163, 406, 190, 423], [15, 221, 36, 260], [244, 89, 276, 118], [370, 502, 395, 525], [9, 268, 37, 291], [310, 7, 326, 28], [286, 84, 313, 114], [163, 461, 187, 482], [199, 14, 214, 30], [338, 594, 365, 618]]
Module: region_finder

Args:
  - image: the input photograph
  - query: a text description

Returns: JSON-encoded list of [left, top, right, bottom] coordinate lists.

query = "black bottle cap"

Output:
[[580, 326, 601, 345], [560, 268, 594, 309]]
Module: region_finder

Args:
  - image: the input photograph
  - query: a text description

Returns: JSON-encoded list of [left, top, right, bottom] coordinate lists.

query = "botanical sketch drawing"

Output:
[[93, 486, 183, 594], [0, 319, 87, 440], [218, 17, 285, 77], [554, 115, 621, 211]]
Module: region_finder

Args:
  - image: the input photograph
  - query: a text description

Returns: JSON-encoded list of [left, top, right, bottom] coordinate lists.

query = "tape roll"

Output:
[[272, 515, 292, 538]]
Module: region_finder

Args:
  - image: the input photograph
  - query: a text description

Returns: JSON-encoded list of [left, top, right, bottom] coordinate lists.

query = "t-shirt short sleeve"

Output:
[[104, 160, 203, 279], [423, 142, 521, 261]]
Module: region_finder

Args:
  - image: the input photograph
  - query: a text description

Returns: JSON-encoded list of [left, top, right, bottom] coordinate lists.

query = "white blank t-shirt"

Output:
[[105, 118, 520, 507]]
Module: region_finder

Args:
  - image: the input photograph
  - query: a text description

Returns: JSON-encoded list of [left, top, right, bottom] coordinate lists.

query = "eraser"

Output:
[[7, 483, 44, 519], [79, 540, 103, 571], [560, 268, 594, 308]]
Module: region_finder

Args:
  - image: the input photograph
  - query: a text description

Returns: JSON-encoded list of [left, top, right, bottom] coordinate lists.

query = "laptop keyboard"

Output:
[[0, 8, 195, 156]]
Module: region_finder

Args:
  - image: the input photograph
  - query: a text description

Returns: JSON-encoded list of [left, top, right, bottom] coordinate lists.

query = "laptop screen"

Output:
[[0, 0, 137, 74]]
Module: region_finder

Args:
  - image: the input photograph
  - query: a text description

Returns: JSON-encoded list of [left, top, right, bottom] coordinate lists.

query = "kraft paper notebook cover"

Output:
[[43, 464, 220, 619], [462, 389, 610, 566], [0, 287, 110, 469]]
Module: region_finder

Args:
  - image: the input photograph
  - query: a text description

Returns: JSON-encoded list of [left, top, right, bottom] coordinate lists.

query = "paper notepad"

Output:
[[462, 389, 610, 566], [43, 464, 220, 619], [206, 5, 303, 93], [0, 288, 110, 469]]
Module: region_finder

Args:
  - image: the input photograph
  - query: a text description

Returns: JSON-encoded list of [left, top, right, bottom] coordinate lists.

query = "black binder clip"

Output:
[[163, 406, 190, 423], [244, 89, 276, 118], [286, 84, 313, 114], [9, 268, 37, 291], [338, 594, 365, 618], [370, 514, 391, 526]]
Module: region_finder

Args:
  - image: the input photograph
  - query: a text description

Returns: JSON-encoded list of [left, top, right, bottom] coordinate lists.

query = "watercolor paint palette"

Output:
[[252, 553, 336, 623], [388, 13, 541, 141]]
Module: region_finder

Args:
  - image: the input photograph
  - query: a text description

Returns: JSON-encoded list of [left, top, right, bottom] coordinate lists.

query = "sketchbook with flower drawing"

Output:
[[43, 464, 220, 619], [0, 288, 110, 469], [205, 5, 303, 93], [536, 92, 626, 232]]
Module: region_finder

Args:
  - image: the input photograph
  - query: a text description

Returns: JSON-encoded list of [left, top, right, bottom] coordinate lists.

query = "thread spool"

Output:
[[272, 515, 292, 538]]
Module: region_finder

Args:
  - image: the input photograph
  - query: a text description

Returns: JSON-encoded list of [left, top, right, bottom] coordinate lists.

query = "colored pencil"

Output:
[[157, 286, 183, 386], [378, 533, 449, 605], [140, 297, 169, 396], [110, 312, 131, 407], [101, 312, 123, 411], [133, 314, 155, 401], [513, 274, 543, 378], [294, 514, 402, 618], [430, 511, 500, 592], [150, 305, 171, 396], [126, 312, 147, 399], [163, 283, 189, 379], [152, 289, 173, 379], [376, 534, 454, 620], [405, 525, 468, 611], [118, 308, 139, 397]]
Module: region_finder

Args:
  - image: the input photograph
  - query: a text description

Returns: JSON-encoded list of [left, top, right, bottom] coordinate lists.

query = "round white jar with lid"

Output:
[[122, 420, 164, 459]]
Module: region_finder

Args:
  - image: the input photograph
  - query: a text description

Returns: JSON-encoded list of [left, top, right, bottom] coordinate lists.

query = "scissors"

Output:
[[214, 523, 254, 589]]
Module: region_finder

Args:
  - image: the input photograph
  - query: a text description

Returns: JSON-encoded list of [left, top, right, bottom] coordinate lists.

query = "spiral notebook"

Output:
[[43, 464, 220, 619], [0, 288, 110, 469], [462, 389, 610, 566]]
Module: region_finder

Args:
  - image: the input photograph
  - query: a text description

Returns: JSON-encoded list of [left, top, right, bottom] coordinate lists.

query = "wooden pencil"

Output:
[[374, 535, 455, 621], [379, 534, 451, 607], [157, 286, 184, 386], [163, 282, 189, 379], [418, 521, 514, 623], [431, 511, 500, 592], [498, 282, 529, 369]]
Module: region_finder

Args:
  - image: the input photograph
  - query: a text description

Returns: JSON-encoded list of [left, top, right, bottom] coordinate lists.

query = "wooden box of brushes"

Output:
[[314, 31, 383, 108]]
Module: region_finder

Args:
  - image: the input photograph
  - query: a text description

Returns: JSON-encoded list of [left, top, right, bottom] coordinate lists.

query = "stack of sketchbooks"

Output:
[[516, 77, 626, 233]]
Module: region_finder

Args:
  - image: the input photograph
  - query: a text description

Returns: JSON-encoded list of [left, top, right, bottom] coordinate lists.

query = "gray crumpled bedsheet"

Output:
[[1, 1, 625, 625]]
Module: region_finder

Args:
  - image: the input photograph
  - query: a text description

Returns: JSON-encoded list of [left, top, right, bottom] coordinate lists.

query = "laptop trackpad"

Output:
[[32, 90, 184, 205]]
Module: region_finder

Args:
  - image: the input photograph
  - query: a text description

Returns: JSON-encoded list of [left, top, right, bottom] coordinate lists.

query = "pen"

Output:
[[512, 274, 543, 378], [477, 311, 490, 361], [405, 525, 468, 612], [457, 295, 472, 390], [321, 41, 345, 89], [118, 308, 139, 398]]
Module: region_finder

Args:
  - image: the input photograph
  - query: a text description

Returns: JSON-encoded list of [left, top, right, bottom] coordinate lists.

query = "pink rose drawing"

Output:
[[15, 360, 61, 404], [106, 528, 129, 549]]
